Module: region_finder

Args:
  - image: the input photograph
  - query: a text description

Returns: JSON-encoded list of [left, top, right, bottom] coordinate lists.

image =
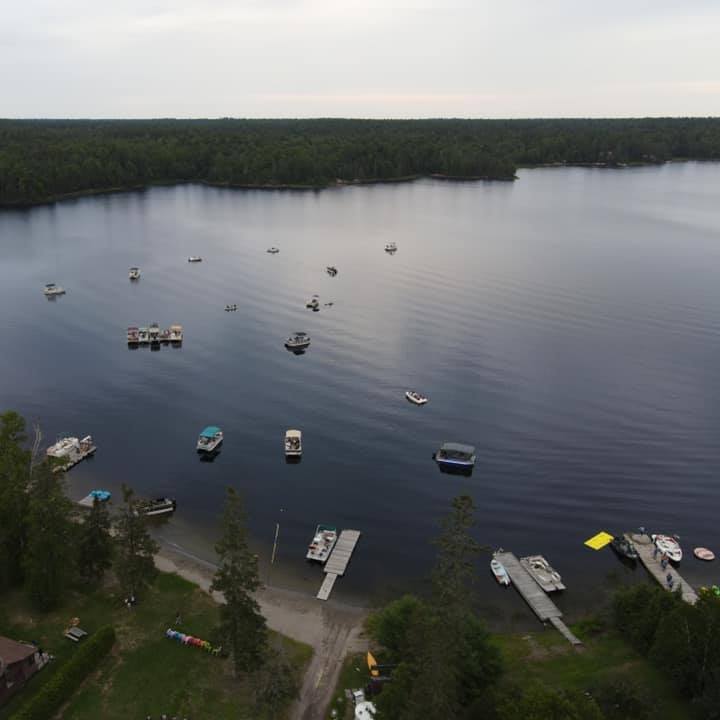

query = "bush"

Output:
[[11, 625, 115, 720]]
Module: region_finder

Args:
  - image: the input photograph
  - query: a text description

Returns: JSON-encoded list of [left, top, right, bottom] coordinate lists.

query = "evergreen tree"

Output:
[[23, 462, 75, 610], [211, 487, 267, 676], [0, 411, 32, 589], [77, 496, 113, 584], [114, 485, 158, 600]]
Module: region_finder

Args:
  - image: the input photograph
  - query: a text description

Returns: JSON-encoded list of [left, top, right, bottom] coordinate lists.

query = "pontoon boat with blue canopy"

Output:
[[196, 426, 223, 453]]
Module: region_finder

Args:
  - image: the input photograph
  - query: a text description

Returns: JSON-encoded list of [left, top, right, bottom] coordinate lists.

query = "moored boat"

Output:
[[267, 247, 280, 254], [610, 536, 639, 560], [129, 267, 140, 280], [148, 322, 161, 344], [491, 558, 511, 586], [127, 326, 140, 344], [520, 555, 565, 591], [405, 391, 428, 405], [138, 327, 150, 343], [135, 497, 177, 517], [224, 304, 238, 312], [197, 425, 223, 453], [434, 442, 476, 470], [188, 256, 202, 262], [285, 331, 311, 351], [326, 266, 338, 276], [694, 547, 715, 561], [306, 297, 320, 311], [78, 489, 111, 507], [384, 242, 397, 253], [285, 429, 302, 458], [169, 324, 183, 343], [43, 283, 66, 296], [652, 534, 683, 563], [46, 435, 97, 472], [306, 524, 338, 563]]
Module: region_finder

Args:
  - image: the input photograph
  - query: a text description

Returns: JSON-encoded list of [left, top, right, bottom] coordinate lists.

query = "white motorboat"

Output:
[[520, 555, 565, 591], [43, 283, 66, 296], [384, 242, 397, 253], [326, 266, 338, 276], [285, 429, 302, 458], [148, 322, 161, 344], [46, 436, 81, 458], [306, 524, 338, 563], [197, 426, 223, 453], [46, 435, 97, 472], [405, 391, 428, 405], [138, 327, 150, 343], [490, 558, 511, 586], [168, 324, 183, 343], [306, 297, 320, 311], [188, 256, 202, 263], [267, 247, 280, 254], [285, 332, 311, 351], [129, 267, 140, 280], [652, 534, 683, 563], [127, 326, 140, 344], [135, 497, 177, 517]]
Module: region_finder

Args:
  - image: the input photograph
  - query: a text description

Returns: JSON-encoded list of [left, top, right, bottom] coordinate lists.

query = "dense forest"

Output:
[[1, 117, 720, 206]]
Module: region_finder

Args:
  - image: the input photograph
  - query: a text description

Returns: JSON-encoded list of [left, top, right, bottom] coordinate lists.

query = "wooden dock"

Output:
[[495, 551, 582, 646], [316, 530, 361, 601], [625, 533, 698, 605]]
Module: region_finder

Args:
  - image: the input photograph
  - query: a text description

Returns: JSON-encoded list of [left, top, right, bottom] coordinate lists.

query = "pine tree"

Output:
[[77, 496, 113, 584], [23, 462, 75, 610], [211, 487, 267, 676], [0, 411, 32, 589], [114, 485, 158, 600]]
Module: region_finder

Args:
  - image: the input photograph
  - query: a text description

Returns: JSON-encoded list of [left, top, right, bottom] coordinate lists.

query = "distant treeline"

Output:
[[1, 117, 720, 206]]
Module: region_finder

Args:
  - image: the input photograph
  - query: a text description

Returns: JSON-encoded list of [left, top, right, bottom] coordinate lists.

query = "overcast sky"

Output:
[[2, 0, 719, 118]]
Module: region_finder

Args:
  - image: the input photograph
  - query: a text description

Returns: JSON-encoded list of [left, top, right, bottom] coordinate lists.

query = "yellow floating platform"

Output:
[[585, 531, 614, 550]]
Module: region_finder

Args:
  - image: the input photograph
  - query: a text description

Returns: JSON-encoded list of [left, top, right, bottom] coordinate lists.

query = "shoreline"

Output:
[[154, 541, 369, 720]]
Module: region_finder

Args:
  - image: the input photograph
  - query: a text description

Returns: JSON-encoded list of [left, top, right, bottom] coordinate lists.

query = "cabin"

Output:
[[0, 636, 41, 706]]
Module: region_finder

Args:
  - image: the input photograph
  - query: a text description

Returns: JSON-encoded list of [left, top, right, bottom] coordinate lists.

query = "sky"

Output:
[[1, 0, 719, 118]]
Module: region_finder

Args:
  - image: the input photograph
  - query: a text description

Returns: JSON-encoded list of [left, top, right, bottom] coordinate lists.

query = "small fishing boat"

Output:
[[148, 322, 161, 344], [267, 247, 280, 254], [127, 326, 140, 344], [129, 267, 140, 280], [138, 327, 150, 343], [135, 497, 177, 517], [196, 426, 223, 453], [306, 298, 320, 311], [159, 328, 171, 342], [169, 324, 183, 343], [694, 547, 715, 561], [188, 256, 202, 263], [285, 332, 311, 351], [652, 534, 683, 563], [520, 555, 565, 591], [491, 558, 511, 586], [46, 435, 97, 472], [610, 536, 639, 560], [306, 524, 338, 563], [434, 442, 476, 470], [43, 283, 66, 296], [78, 489, 111, 508], [224, 304, 238, 312], [405, 391, 428, 405], [326, 266, 338, 276], [384, 242, 397, 253], [285, 429, 302, 458]]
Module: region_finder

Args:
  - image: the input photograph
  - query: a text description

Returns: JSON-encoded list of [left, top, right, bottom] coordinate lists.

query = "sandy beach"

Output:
[[154, 542, 369, 720]]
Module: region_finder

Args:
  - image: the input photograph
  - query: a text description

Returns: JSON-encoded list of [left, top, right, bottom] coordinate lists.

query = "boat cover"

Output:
[[440, 442, 475, 455], [200, 426, 221, 437]]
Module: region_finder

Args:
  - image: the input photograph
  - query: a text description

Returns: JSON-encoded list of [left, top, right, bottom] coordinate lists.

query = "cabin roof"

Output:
[[440, 442, 475, 454], [0, 636, 36, 665], [200, 426, 221, 437]]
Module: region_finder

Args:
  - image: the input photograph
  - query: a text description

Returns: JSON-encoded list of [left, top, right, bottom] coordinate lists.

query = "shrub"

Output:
[[11, 625, 115, 720]]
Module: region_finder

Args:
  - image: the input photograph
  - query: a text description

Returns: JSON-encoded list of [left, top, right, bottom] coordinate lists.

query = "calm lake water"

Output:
[[2, 164, 720, 622]]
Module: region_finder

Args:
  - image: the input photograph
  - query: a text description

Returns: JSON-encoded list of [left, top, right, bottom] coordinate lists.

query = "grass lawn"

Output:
[[325, 653, 368, 720], [0, 572, 312, 720], [492, 621, 692, 719]]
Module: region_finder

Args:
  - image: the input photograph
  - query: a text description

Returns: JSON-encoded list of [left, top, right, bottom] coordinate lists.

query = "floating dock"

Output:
[[494, 551, 582, 647], [316, 529, 361, 601], [625, 533, 698, 605], [48, 437, 97, 474]]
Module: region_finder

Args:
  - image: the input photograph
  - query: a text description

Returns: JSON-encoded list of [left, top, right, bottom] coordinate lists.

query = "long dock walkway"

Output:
[[495, 551, 582, 647], [626, 533, 698, 605], [316, 530, 361, 601]]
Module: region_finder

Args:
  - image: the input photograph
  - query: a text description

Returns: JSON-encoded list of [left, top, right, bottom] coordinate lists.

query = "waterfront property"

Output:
[[317, 529, 362, 600], [0, 636, 45, 707]]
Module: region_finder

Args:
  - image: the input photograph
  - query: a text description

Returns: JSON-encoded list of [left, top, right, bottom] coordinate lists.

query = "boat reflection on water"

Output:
[[199, 448, 222, 463], [435, 462, 474, 477]]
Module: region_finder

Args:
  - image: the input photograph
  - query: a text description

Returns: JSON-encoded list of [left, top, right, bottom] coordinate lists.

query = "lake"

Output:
[[2, 163, 719, 621]]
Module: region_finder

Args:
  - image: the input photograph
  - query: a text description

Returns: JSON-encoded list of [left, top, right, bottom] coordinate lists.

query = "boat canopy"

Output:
[[440, 442, 475, 456], [286, 429, 301, 438], [200, 426, 221, 437]]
